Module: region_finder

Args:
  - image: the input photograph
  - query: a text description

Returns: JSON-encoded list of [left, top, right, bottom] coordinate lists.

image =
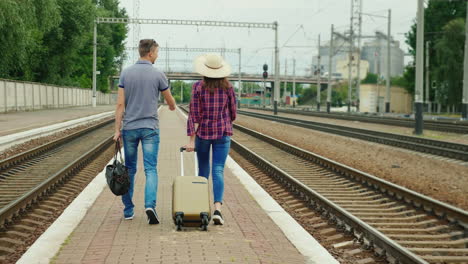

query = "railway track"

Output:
[[230, 124, 468, 264], [179, 106, 468, 263], [0, 119, 115, 263], [238, 110, 468, 163], [244, 106, 468, 134]]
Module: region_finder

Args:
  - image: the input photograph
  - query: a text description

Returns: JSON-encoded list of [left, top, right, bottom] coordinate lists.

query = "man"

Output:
[[113, 39, 176, 224]]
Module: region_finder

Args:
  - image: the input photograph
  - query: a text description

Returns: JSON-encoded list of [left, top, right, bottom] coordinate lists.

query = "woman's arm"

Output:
[[228, 86, 237, 122], [185, 82, 201, 151]]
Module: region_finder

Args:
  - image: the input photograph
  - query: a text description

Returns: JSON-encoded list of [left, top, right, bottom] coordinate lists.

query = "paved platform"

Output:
[[0, 105, 115, 137], [50, 107, 310, 264]]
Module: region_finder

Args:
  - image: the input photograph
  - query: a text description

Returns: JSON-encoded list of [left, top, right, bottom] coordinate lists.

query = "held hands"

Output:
[[169, 104, 176, 111]]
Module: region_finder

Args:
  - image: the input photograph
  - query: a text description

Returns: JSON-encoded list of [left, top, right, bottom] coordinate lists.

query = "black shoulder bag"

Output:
[[105, 141, 130, 196]]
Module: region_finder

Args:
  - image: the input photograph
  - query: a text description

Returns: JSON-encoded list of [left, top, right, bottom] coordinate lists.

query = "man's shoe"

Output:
[[124, 210, 134, 220], [145, 208, 160, 224], [212, 210, 224, 225]]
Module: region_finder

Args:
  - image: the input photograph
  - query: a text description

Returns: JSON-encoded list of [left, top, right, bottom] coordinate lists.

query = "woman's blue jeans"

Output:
[[121, 128, 160, 217], [195, 135, 231, 204]]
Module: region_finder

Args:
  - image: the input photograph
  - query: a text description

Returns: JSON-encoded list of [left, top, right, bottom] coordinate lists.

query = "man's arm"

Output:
[[162, 89, 176, 111], [113, 88, 125, 141]]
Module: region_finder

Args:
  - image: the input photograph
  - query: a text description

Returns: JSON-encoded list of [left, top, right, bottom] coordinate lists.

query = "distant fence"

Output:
[[0, 79, 116, 113]]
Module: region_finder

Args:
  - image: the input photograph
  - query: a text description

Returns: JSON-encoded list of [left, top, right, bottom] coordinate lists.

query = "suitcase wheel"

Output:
[[200, 212, 209, 231], [175, 212, 184, 231]]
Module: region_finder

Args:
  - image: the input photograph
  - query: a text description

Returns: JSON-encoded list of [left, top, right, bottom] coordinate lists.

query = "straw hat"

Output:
[[194, 54, 231, 78]]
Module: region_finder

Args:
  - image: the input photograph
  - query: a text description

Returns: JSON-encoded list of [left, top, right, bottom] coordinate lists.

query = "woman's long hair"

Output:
[[203, 77, 230, 93]]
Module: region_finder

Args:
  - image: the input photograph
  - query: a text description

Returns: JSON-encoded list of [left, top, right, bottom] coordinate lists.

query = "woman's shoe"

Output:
[[212, 210, 224, 225]]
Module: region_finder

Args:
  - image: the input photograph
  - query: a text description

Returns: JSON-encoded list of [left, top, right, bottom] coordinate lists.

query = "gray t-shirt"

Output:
[[118, 60, 169, 130]]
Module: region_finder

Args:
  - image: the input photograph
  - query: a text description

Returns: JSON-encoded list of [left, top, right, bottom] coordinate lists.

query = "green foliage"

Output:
[[331, 84, 348, 107], [0, 0, 128, 92], [280, 82, 305, 98], [361, 73, 378, 84], [297, 86, 317, 105], [171, 81, 194, 103], [403, 1, 466, 105], [399, 65, 415, 94], [433, 18, 465, 106], [391, 75, 409, 89]]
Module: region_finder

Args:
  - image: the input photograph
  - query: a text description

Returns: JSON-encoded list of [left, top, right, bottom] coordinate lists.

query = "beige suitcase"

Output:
[[172, 147, 211, 231]]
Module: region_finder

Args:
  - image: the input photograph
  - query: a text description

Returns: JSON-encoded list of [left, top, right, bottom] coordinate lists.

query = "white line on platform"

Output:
[[0, 111, 114, 152], [16, 106, 161, 264], [16, 155, 114, 264], [176, 106, 339, 264]]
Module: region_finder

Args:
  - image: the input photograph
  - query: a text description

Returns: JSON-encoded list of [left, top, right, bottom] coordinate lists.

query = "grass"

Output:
[[49, 231, 74, 264]]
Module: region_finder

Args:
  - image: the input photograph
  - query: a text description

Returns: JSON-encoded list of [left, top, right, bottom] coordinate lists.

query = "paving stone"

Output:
[[53, 107, 306, 263]]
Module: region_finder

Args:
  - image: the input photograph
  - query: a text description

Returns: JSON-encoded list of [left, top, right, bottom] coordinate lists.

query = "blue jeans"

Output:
[[121, 128, 160, 217], [195, 135, 231, 204]]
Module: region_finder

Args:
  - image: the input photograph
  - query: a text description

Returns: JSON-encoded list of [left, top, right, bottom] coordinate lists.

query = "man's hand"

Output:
[[113, 130, 121, 142], [161, 89, 176, 111]]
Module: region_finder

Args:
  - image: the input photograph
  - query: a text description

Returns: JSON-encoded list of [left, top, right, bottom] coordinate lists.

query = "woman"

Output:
[[184, 53, 236, 225]]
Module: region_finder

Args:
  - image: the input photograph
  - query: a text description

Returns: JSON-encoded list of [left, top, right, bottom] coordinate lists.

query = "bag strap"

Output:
[[114, 141, 124, 163]]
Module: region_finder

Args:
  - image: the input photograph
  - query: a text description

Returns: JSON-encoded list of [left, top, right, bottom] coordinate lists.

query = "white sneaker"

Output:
[[145, 208, 160, 224], [212, 210, 224, 225]]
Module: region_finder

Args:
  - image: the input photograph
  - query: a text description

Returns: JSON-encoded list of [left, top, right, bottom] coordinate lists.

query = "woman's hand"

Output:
[[184, 141, 195, 152]]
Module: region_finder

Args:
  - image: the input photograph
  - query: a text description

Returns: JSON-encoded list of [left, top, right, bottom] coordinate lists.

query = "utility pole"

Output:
[[317, 34, 321, 111], [132, 0, 139, 63], [348, 0, 354, 113], [414, 0, 425, 134], [181, 82, 183, 103], [284, 58, 288, 106], [165, 41, 169, 72], [92, 21, 97, 107], [376, 51, 380, 112], [167, 45, 171, 72], [238, 48, 242, 109], [385, 9, 392, 113], [274, 21, 279, 115], [327, 24, 334, 113], [293, 58, 296, 108], [263, 80, 266, 108], [425, 41, 431, 114], [356, 1, 363, 112], [462, 2, 468, 119]]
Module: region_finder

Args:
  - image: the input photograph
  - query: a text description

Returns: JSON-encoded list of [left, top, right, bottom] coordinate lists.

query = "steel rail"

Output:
[[0, 119, 114, 172], [0, 119, 114, 228], [238, 110, 468, 161], [245, 107, 468, 134]]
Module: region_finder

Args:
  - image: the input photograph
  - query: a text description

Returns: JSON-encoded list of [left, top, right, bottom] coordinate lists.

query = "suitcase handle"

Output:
[[180, 147, 197, 152], [180, 147, 197, 177]]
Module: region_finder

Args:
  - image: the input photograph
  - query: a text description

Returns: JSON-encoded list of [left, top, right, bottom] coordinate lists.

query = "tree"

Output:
[[434, 18, 465, 106], [0, 0, 61, 79], [403, 1, 466, 106], [297, 86, 316, 105], [361, 73, 378, 84], [0, 0, 128, 92], [171, 81, 194, 103]]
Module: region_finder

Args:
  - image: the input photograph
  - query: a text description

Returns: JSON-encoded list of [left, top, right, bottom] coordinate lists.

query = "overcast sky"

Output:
[[118, 0, 417, 75]]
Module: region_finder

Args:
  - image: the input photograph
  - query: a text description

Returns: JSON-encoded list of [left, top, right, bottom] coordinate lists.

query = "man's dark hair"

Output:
[[139, 39, 159, 57]]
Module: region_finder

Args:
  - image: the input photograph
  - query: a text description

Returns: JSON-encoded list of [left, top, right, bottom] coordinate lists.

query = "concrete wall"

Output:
[[359, 84, 412, 114], [0, 79, 116, 113]]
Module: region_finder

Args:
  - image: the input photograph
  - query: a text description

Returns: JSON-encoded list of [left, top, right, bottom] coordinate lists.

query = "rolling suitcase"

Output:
[[172, 147, 211, 231]]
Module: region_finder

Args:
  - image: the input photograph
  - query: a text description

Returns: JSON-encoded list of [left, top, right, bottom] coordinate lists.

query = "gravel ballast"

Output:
[[243, 108, 468, 145], [235, 115, 468, 210]]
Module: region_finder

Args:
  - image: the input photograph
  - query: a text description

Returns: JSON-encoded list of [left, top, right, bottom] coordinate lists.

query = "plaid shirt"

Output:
[[187, 80, 237, 139]]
